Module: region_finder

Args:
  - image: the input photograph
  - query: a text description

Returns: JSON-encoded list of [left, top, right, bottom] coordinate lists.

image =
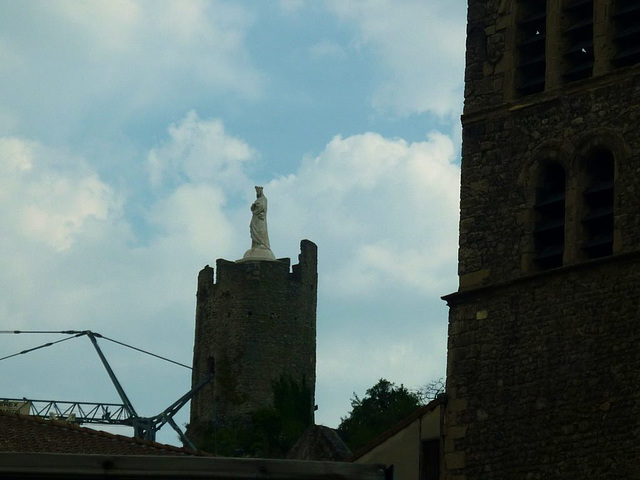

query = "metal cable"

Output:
[[0, 333, 83, 362], [0, 329, 191, 369], [99, 335, 192, 370], [0, 330, 80, 334]]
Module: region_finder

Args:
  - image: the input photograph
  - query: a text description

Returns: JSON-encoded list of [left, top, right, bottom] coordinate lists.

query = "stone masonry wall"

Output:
[[445, 255, 640, 478], [188, 240, 317, 438], [445, 0, 640, 478]]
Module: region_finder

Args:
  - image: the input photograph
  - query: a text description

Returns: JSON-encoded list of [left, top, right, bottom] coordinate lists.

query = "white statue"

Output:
[[250, 186, 270, 249], [239, 186, 276, 262]]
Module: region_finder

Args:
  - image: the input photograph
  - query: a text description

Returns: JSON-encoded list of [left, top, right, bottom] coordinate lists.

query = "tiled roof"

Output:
[[0, 411, 210, 456]]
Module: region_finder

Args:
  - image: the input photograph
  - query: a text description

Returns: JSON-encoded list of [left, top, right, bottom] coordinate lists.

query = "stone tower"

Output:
[[444, 0, 640, 478], [188, 240, 317, 448]]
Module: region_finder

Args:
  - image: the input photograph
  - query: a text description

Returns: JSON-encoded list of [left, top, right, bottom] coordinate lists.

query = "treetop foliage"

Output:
[[337, 378, 422, 452]]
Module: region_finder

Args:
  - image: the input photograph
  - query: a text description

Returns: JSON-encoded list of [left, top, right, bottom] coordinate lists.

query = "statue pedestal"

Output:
[[237, 247, 277, 263]]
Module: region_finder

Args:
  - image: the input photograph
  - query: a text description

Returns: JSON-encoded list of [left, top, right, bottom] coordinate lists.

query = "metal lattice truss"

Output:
[[0, 398, 131, 425]]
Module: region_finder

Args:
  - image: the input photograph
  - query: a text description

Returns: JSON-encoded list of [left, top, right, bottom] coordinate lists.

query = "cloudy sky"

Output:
[[0, 0, 466, 445]]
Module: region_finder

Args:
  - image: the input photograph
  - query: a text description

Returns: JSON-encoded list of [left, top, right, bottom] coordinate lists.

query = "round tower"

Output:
[[187, 240, 317, 451]]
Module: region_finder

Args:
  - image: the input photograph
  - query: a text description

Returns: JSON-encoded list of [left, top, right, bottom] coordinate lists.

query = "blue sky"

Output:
[[0, 0, 466, 445]]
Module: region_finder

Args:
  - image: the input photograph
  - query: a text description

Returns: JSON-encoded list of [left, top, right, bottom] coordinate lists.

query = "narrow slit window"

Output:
[[582, 149, 614, 259], [613, 0, 640, 68], [534, 163, 566, 270], [562, 0, 594, 83], [517, 0, 547, 96]]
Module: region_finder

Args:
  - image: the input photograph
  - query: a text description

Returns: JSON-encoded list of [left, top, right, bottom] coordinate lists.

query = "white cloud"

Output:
[[0, 137, 117, 251], [0, 137, 33, 173], [53, 0, 142, 53], [52, 0, 260, 92], [319, 332, 446, 390], [148, 183, 240, 258], [267, 131, 460, 297], [279, 0, 306, 15], [0, 136, 130, 351], [0, 118, 250, 368], [326, 0, 466, 117], [147, 111, 255, 191], [309, 39, 347, 59], [0, 1, 262, 138]]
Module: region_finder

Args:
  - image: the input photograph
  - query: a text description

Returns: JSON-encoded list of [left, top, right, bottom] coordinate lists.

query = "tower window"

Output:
[[613, 0, 640, 68], [534, 163, 566, 270], [517, 0, 547, 96], [562, 0, 594, 83], [582, 149, 614, 259]]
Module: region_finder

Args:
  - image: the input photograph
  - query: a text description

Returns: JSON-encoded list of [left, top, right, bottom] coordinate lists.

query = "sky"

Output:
[[0, 0, 466, 446]]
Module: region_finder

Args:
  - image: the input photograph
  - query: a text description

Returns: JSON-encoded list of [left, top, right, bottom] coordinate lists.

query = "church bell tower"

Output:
[[444, 0, 640, 478]]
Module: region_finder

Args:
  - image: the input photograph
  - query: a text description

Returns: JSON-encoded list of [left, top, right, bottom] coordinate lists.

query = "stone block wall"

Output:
[[445, 255, 640, 478], [188, 240, 317, 438], [445, 0, 640, 478]]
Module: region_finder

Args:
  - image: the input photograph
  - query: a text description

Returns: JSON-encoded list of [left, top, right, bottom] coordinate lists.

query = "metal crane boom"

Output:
[[85, 331, 138, 418], [1, 329, 211, 449]]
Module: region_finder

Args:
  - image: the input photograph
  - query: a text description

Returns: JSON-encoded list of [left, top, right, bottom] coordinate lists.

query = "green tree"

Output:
[[338, 378, 422, 452], [250, 374, 313, 457]]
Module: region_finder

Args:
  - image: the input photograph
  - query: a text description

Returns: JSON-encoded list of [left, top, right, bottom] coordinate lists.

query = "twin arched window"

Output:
[[533, 147, 615, 271]]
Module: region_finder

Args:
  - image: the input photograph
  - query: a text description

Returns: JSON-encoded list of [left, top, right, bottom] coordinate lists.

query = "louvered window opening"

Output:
[[534, 163, 566, 270], [582, 149, 614, 258], [517, 0, 547, 96], [613, 0, 640, 68], [563, 0, 594, 83]]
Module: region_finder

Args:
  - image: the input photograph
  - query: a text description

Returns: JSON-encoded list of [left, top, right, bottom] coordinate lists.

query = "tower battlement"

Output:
[[197, 239, 317, 293]]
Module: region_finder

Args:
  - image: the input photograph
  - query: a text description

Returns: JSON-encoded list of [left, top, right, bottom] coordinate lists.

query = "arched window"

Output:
[[534, 162, 566, 270], [517, 0, 547, 96], [613, 0, 640, 68], [582, 148, 614, 258], [562, 0, 594, 83]]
